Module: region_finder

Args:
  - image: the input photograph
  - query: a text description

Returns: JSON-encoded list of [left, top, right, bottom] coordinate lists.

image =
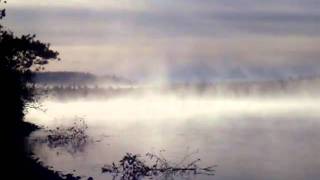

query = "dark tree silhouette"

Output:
[[0, 2, 81, 180], [0, 1, 59, 127]]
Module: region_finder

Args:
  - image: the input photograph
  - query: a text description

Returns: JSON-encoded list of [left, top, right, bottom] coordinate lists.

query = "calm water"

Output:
[[26, 93, 320, 180]]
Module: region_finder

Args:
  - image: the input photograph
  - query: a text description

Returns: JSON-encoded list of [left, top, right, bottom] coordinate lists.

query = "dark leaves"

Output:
[[0, 2, 60, 122], [0, 32, 59, 72]]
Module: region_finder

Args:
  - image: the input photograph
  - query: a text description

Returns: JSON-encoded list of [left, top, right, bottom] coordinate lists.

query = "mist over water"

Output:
[[26, 89, 320, 180], [5, 0, 320, 179]]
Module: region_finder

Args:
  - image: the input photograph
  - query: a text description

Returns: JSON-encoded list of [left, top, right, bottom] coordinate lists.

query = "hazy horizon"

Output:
[[3, 0, 320, 82], [3, 1, 320, 180]]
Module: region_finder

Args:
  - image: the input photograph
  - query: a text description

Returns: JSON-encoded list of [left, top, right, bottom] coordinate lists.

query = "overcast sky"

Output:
[[3, 0, 320, 81]]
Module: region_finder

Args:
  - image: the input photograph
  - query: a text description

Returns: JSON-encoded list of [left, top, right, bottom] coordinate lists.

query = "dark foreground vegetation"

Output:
[[30, 118, 90, 154], [102, 153, 216, 180], [0, 1, 81, 179]]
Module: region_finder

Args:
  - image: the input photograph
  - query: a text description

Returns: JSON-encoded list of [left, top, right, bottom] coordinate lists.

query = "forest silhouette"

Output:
[[0, 1, 81, 179]]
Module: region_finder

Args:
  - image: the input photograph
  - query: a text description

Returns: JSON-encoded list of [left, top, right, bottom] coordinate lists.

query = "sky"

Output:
[[3, 0, 320, 82]]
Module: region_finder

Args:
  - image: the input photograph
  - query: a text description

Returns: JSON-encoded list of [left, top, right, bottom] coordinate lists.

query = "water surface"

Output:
[[26, 94, 320, 180]]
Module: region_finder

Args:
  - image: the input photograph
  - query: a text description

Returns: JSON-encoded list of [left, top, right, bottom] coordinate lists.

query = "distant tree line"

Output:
[[34, 71, 133, 86], [34, 71, 96, 85]]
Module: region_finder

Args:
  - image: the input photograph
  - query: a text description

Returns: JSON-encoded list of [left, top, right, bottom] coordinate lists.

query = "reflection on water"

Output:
[[26, 93, 320, 180]]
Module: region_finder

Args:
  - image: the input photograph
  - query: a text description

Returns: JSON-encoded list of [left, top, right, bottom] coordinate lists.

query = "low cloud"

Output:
[[4, 0, 320, 81]]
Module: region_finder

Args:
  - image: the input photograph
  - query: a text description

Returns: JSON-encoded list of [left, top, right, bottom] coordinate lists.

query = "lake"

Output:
[[26, 92, 320, 180]]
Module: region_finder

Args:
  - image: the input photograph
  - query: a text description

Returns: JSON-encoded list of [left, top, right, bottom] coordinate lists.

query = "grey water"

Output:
[[26, 93, 320, 180]]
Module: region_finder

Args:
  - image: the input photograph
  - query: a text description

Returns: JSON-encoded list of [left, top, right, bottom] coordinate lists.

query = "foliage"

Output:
[[0, 2, 82, 180], [0, 0, 59, 124], [102, 152, 216, 180], [46, 118, 89, 153], [30, 118, 90, 154]]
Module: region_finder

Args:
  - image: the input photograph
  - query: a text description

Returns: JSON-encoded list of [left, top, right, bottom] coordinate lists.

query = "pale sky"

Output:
[[3, 0, 320, 81]]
